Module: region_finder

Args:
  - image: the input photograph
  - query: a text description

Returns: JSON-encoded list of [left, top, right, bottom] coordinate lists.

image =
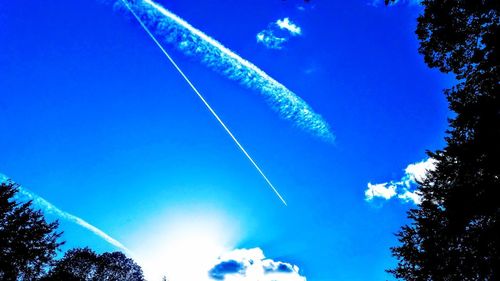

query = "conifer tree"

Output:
[[386, 0, 500, 279], [0, 181, 62, 280]]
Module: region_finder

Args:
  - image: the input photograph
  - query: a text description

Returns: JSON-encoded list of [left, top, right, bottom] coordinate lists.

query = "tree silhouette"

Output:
[[42, 247, 145, 281], [0, 181, 63, 280], [386, 0, 500, 280]]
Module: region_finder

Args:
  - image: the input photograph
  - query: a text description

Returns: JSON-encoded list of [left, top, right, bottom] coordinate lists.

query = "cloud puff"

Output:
[[208, 248, 306, 281], [256, 18, 302, 50], [365, 182, 397, 201], [276, 18, 302, 36], [405, 158, 436, 183], [256, 30, 288, 50], [365, 158, 436, 205]]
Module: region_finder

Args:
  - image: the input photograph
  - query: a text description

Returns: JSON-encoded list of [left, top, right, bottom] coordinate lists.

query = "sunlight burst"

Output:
[[132, 209, 239, 281]]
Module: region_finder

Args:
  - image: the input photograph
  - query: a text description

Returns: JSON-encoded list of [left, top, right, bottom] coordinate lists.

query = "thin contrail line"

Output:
[[19, 187, 134, 256], [120, 0, 287, 206]]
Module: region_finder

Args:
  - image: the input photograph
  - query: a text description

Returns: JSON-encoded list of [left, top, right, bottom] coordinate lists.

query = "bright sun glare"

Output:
[[133, 208, 240, 281]]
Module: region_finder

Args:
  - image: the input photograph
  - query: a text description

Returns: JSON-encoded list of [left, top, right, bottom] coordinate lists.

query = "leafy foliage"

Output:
[[386, 0, 500, 280], [42, 247, 145, 281], [0, 181, 63, 280]]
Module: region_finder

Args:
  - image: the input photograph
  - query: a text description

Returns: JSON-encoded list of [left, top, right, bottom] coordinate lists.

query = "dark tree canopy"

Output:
[[386, 0, 500, 280], [0, 181, 63, 281], [42, 247, 146, 281], [97, 251, 145, 281]]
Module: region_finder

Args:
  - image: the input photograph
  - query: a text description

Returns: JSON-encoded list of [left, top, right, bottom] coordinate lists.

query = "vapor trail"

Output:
[[0, 174, 132, 256], [120, 0, 288, 206], [116, 0, 334, 141], [18, 189, 133, 255]]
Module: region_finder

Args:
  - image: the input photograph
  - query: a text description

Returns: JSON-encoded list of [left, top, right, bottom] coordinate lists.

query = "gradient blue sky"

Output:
[[0, 0, 451, 280]]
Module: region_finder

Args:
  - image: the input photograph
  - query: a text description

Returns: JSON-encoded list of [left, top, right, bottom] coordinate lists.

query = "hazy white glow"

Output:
[[132, 209, 239, 281], [158, 227, 226, 281]]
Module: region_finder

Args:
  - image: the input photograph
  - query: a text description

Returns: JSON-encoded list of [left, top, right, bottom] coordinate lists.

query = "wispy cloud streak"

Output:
[[0, 174, 132, 256], [116, 0, 333, 141]]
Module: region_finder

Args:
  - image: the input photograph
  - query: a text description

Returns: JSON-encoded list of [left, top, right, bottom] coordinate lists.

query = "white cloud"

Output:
[[398, 189, 422, 205], [405, 158, 437, 183], [365, 158, 436, 205], [365, 182, 397, 201], [256, 17, 303, 50], [208, 248, 306, 281], [276, 18, 302, 36], [256, 30, 288, 50]]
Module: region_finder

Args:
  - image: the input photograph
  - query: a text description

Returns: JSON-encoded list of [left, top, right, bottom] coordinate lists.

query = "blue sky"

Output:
[[0, 0, 451, 280]]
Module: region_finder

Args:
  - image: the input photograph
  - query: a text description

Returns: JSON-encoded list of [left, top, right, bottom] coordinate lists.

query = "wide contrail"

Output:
[[115, 0, 333, 142], [0, 174, 132, 256], [119, 0, 288, 206]]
